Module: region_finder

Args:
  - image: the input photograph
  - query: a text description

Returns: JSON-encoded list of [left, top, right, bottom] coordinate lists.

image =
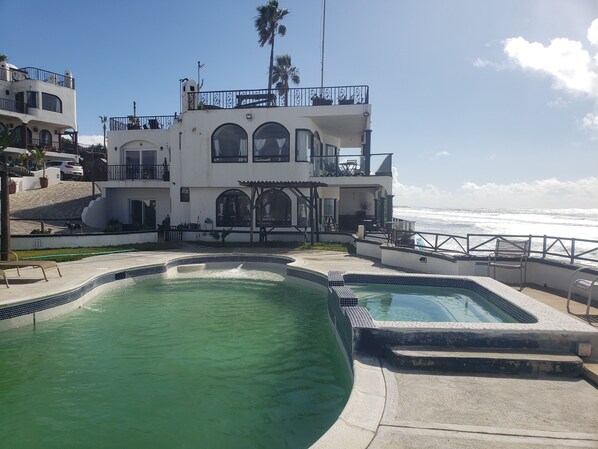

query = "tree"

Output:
[[99, 115, 107, 150], [255, 0, 289, 97], [0, 129, 15, 260], [0, 54, 6, 63], [271, 54, 300, 106]]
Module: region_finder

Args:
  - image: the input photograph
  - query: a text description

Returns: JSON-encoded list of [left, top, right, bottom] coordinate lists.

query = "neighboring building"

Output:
[[89, 81, 393, 237], [0, 61, 78, 164]]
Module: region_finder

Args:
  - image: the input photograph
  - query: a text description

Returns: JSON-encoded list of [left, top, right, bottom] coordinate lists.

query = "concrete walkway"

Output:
[[1, 248, 597, 448]]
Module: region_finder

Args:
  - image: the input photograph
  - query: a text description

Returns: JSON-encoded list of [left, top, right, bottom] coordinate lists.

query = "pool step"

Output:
[[385, 346, 583, 377]]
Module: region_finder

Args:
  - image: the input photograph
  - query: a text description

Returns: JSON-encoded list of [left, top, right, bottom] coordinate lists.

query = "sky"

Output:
[[2, 0, 597, 209]]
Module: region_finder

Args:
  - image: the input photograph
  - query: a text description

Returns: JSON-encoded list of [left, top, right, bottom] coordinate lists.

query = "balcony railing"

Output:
[[0, 98, 28, 113], [109, 115, 177, 131], [311, 153, 392, 177], [10, 67, 75, 89], [187, 85, 369, 110], [107, 164, 170, 181]]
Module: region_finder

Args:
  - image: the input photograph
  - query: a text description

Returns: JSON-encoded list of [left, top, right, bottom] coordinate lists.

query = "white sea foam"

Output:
[[395, 207, 598, 241], [175, 265, 285, 282]]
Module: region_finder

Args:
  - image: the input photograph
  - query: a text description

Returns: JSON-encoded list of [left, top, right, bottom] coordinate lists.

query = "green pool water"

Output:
[[350, 284, 519, 323], [0, 267, 351, 449]]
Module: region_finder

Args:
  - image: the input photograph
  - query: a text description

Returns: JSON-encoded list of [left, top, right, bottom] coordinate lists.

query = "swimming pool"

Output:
[[0, 266, 351, 449], [350, 284, 519, 323]]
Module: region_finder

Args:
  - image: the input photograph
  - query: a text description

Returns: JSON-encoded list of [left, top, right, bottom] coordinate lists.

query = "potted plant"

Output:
[[8, 178, 16, 194], [311, 95, 333, 106], [127, 115, 141, 130], [338, 94, 354, 105], [29, 146, 48, 188]]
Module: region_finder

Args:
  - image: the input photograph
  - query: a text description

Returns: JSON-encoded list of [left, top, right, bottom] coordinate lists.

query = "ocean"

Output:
[[394, 207, 598, 241]]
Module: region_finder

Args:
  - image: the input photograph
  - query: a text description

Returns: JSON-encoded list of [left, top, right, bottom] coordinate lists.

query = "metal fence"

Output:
[[0, 97, 28, 113], [311, 153, 392, 177], [106, 164, 170, 181], [12, 67, 75, 89], [390, 231, 598, 265], [188, 85, 369, 110], [109, 115, 177, 131]]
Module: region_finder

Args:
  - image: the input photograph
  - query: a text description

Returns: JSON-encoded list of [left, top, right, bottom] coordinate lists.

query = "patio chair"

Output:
[[487, 239, 530, 291], [0, 251, 62, 283], [567, 267, 598, 319]]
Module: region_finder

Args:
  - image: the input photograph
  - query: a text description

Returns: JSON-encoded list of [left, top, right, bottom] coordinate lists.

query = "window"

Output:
[[39, 129, 52, 147], [130, 199, 156, 229], [42, 93, 62, 113], [14, 92, 27, 113], [253, 122, 289, 162], [312, 131, 324, 176], [295, 129, 312, 162], [216, 189, 251, 227], [297, 198, 309, 227], [212, 124, 248, 162], [125, 149, 158, 179], [180, 187, 190, 202], [256, 189, 291, 226], [27, 91, 38, 108]]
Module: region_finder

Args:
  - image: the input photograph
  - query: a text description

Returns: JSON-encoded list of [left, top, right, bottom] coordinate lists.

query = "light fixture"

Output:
[[245, 113, 253, 120], [204, 218, 214, 231], [33, 127, 38, 132], [363, 111, 370, 117], [114, 146, 117, 151], [160, 146, 163, 151]]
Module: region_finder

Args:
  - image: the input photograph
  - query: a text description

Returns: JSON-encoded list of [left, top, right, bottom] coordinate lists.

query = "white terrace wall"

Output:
[[11, 231, 157, 250], [376, 244, 593, 295]]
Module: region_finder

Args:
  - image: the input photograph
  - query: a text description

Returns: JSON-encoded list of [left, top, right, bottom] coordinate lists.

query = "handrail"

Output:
[[389, 231, 598, 265], [109, 115, 177, 131], [188, 85, 369, 110]]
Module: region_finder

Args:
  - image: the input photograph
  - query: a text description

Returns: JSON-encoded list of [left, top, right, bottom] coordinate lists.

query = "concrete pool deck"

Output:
[[1, 247, 597, 448]]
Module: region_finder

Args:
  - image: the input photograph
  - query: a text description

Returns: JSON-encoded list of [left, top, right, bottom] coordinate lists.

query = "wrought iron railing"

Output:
[[388, 231, 598, 265], [11, 67, 75, 89], [106, 164, 170, 181], [0, 97, 28, 113], [109, 115, 177, 131], [311, 153, 392, 177], [187, 85, 369, 110]]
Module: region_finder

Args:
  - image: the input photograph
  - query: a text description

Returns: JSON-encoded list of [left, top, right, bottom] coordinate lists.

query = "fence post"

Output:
[[570, 239, 575, 265], [542, 235, 546, 259], [466, 235, 470, 255]]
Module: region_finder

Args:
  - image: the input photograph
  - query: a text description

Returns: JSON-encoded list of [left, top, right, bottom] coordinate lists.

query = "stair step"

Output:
[[386, 346, 583, 377]]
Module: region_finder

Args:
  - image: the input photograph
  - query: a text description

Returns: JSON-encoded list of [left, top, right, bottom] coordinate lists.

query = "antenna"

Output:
[[198, 61, 205, 88], [320, 0, 327, 89]]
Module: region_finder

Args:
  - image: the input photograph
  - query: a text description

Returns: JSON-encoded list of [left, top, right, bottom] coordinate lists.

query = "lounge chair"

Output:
[[487, 239, 529, 291], [567, 266, 598, 319], [0, 269, 8, 288], [0, 251, 62, 285]]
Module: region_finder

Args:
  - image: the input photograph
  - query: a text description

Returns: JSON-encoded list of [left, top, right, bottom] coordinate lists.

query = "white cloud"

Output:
[[393, 168, 598, 209], [472, 57, 505, 71], [588, 19, 598, 46], [503, 35, 598, 97], [434, 150, 450, 157], [78, 134, 104, 145], [582, 112, 598, 131], [546, 97, 569, 108]]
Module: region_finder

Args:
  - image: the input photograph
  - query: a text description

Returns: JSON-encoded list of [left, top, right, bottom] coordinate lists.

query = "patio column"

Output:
[[363, 129, 372, 175]]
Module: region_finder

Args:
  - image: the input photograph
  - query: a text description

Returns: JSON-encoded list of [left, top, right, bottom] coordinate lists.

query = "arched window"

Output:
[[212, 124, 248, 163], [256, 189, 291, 226], [253, 122, 289, 162], [216, 189, 251, 227], [39, 129, 52, 147], [42, 93, 62, 113]]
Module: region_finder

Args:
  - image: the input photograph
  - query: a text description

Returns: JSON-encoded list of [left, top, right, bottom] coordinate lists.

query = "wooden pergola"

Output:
[[238, 180, 328, 244]]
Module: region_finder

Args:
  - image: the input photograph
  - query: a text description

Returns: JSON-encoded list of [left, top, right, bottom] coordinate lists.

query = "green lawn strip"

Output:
[[188, 241, 353, 253], [15, 243, 181, 263]]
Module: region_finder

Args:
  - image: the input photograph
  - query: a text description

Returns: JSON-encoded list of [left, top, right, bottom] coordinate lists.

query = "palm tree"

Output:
[[255, 0, 289, 96], [0, 129, 15, 260], [99, 115, 107, 150], [271, 54, 300, 106]]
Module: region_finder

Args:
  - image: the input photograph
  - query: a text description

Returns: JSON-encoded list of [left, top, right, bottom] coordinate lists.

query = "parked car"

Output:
[[46, 160, 84, 180]]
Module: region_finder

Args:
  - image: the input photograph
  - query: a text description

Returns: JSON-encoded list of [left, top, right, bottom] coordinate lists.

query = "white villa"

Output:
[[0, 60, 79, 189], [87, 81, 394, 240]]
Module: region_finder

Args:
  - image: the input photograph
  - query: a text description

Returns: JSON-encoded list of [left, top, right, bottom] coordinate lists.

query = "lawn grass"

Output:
[[11, 241, 354, 263]]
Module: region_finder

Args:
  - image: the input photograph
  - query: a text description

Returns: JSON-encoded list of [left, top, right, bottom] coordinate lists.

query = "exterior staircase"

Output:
[[385, 345, 583, 377]]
